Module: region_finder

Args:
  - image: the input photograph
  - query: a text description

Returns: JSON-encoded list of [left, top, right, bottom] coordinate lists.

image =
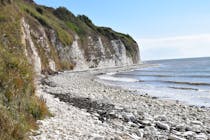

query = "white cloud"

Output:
[[137, 34, 210, 60], [140, 34, 210, 43]]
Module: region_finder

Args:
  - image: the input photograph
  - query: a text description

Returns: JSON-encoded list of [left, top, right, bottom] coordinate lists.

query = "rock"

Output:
[[143, 113, 153, 121], [171, 130, 183, 137], [155, 121, 170, 130], [138, 123, 145, 129], [191, 125, 202, 133], [185, 125, 193, 131], [144, 126, 159, 137], [135, 129, 144, 138], [129, 133, 141, 140], [191, 120, 203, 125], [31, 130, 42, 136], [182, 131, 195, 138], [139, 120, 151, 126], [92, 136, 104, 140], [175, 124, 186, 132], [168, 134, 186, 140], [194, 133, 208, 140], [108, 110, 117, 117], [128, 121, 139, 128], [113, 136, 122, 140], [122, 112, 136, 122], [154, 115, 168, 121], [115, 106, 124, 110]]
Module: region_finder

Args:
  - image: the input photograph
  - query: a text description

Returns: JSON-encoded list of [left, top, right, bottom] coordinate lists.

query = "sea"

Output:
[[98, 57, 210, 107]]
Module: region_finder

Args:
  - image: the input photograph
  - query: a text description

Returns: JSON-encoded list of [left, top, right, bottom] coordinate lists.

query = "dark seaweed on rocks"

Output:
[[51, 93, 118, 122]]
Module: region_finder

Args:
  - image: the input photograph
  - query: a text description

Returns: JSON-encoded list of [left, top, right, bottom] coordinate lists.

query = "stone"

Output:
[[191, 125, 202, 133], [140, 120, 151, 126], [144, 126, 158, 137], [122, 112, 136, 122], [182, 131, 195, 138], [168, 134, 186, 140], [128, 121, 139, 128], [191, 120, 203, 126], [185, 126, 193, 131], [154, 115, 168, 121], [143, 113, 153, 121], [129, 133, 141, 140], [135, 129, 144, 138], [155, 121, 170, 130], [113, 136, 122, 140], [92, 136, 104, 140], [194, 133, 208, 140], [175, 124, 186, 132]]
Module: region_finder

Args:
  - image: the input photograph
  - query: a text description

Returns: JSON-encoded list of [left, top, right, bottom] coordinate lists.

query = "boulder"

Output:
[[155, 121, 170, 130]]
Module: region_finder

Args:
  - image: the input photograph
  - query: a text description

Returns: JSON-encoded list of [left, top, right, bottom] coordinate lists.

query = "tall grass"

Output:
[[0, 3, 49, 140]]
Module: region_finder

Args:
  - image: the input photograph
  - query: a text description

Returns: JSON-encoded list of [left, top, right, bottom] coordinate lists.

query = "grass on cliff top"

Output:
[[18, 1, 73, 46], [0, 3, 49, 140], [53, 7, 90, 36]]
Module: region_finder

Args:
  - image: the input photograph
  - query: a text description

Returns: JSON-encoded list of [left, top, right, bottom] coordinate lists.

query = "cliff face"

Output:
[[16, 2, 140, 74]]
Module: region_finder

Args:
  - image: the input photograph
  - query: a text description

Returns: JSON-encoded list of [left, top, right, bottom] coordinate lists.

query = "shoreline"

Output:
[[30, 65, 210, 140]]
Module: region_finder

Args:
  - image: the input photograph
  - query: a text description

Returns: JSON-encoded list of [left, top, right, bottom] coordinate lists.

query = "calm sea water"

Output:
[[98, 57, 210, 107]]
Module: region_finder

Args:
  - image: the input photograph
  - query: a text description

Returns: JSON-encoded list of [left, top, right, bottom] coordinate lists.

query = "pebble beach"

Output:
[[30, 66, 210, 140]]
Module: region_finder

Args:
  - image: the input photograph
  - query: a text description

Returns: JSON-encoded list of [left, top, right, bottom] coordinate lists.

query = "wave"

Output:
[[98, 75, 139, 82], [98, 74, 210, 86], [106, 72, 117, 75], [143, 80, 210, 86], [117, 73, 210, 78], [169, 86, 199, 91], [164, 81, 210, 86], [135, 70, 210, 73], [198, 89, 210, 93]]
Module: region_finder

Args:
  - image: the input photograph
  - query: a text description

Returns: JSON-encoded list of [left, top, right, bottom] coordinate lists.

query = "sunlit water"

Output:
[[98, 57, 210, 107]]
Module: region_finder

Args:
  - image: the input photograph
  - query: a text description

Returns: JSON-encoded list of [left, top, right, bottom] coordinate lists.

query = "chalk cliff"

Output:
[[16, 1, 140, 74]]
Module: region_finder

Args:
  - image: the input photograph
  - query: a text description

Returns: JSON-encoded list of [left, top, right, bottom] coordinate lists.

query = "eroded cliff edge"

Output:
[[18, 1, 141, 73]]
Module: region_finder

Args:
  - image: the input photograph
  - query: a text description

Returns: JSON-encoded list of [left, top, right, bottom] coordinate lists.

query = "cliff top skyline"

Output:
[[34, 0, 210, 60]]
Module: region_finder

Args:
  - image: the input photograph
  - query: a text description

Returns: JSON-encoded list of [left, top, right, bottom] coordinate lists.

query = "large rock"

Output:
[[155, 121, 170, 130]]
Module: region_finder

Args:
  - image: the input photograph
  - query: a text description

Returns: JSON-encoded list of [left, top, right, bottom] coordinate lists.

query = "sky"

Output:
[[34, 0, 210, 60]]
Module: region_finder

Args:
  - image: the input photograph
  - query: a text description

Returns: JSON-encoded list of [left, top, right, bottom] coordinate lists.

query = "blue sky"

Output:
[[35, 0, 210, 60]]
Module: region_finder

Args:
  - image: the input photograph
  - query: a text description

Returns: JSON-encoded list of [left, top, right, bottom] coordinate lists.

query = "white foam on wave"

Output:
[[98, 74, 139, 82], [106, 72, 117, 75], [198, 89, 210, 93]]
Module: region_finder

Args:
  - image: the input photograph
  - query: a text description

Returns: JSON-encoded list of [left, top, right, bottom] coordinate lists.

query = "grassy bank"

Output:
[[0, 2, 49, 140]]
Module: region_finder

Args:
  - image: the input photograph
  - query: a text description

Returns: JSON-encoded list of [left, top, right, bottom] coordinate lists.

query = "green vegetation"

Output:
[[77, 15, 97, 31], [0, 2, 49, 140], [18, 1, 73, 46], [60, 60, 75, 70], [53, 7, 87, 36]]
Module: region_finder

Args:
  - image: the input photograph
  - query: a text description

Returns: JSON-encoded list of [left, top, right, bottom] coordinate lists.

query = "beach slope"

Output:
[[30, 67, 210, 140]]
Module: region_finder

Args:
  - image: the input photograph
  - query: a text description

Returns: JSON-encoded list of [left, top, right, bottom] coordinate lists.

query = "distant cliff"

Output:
[[0, 0, 140, 139]]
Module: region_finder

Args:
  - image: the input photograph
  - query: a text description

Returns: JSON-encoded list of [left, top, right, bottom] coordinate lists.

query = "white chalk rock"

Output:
[[155, 121, 170, 130]]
